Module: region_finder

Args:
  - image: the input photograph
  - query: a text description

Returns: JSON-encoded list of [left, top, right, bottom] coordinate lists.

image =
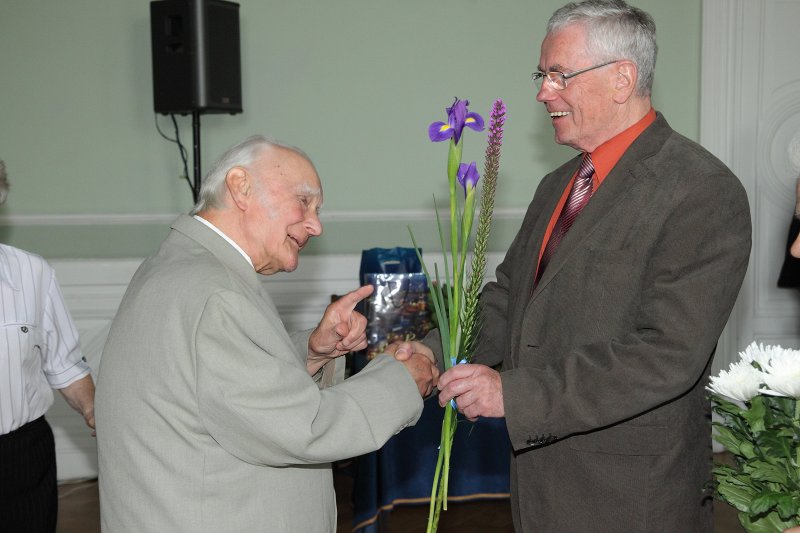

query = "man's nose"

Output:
[[307, 213, 323, 236], [535, 81, 556, 103]]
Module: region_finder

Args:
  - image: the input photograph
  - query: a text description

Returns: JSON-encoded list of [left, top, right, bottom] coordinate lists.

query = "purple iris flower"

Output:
[[428, 98, 485, 144], [456, 161, 480, 191]]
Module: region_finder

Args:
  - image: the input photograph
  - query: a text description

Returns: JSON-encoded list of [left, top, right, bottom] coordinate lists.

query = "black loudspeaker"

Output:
[[150, 0, 242, 115]]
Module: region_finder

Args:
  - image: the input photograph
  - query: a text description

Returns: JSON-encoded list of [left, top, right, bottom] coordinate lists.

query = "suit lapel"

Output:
[[516, 162, 578, 298], [529, 115, 669, 300]]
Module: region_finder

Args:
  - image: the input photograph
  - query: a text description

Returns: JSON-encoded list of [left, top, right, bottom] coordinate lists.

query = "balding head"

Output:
[[196, 137, 323, 275], [191, 135, 317, 215]]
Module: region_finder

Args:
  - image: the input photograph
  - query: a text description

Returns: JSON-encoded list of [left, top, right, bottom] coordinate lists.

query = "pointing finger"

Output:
[[335, 285, 374, 313]]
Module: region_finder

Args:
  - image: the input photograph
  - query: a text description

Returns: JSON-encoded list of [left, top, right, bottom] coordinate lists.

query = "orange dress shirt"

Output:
[[535, 108, 657, 277]]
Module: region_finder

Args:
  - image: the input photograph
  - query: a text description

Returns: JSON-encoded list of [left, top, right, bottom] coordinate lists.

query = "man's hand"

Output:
[[384, 340, 436, 365], [307, 285, 373, 375], [397, 352, 439, 397], [437, 363, 504, 421], [381, 341, 438, 396], [59, 374, 96, 435]]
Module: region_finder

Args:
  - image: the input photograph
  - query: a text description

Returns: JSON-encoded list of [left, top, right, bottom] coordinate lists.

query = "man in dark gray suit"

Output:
[[432, 1, 752, 531]]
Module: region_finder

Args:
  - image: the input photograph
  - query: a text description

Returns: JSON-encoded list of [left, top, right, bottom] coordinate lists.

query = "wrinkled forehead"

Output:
[[539, 24, 590, 69], [259, 148, 321, 186]]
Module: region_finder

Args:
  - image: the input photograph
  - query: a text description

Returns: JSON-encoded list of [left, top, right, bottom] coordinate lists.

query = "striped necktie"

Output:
[[534, 153, 595, 287]]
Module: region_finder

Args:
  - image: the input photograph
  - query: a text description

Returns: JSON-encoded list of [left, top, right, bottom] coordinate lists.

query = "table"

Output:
[[350, 396, 511, 532]]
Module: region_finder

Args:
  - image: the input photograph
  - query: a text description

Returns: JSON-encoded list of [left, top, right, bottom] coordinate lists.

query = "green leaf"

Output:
[[771, 397, 797, 418], [718, 482, 757, 512], [713, 425, 746, 456], [750, 491, 782, 514], [713, 396, 746, 418], [776, 494, 798, 521], [713, 464, 738, 480], [739, 511, 798, 533], [758, 432, 794, 462], [739, 440, 756, 460], [743, 396, 767, 434], [748, 461, 789, 485]]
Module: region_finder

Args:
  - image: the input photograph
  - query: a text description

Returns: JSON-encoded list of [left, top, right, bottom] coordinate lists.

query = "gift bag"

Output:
[[359, 248, 432, 360]]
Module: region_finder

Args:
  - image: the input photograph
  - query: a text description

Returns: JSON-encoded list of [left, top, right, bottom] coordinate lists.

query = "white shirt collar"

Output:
[[192, 215, 255, 269]]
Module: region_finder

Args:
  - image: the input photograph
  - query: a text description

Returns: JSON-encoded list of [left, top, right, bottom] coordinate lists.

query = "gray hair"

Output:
[[547, 0, 657, 96], [190, 135, 315, 214], [0, 160, 9, 205]]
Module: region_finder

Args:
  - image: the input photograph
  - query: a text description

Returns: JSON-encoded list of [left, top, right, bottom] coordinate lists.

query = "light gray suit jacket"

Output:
[[96, 215, 422, 532], [474, 113, 752, 531]]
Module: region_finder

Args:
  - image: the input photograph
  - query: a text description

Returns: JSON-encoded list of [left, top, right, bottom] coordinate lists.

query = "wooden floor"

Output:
[[57, 456, 746, 533]]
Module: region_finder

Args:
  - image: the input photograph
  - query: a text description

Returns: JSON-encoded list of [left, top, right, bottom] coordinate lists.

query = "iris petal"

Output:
[[464, 112, 485, 132], [429, 98, 484, 144], [456, 161, 480, 191], [449, 99, 468, 144], [428, 121, 453, 142]]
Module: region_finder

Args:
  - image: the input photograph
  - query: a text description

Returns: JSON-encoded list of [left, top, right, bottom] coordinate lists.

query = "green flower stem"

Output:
[[459, 187, 476, 286], [426, 430, 445, 533], [447, 139, 463, 368], [427, 402, 458, 533], [442, 404, 454, 511]]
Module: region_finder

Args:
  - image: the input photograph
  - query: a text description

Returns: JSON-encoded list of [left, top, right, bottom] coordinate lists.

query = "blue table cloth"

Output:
[[351, 395, 511, 532]]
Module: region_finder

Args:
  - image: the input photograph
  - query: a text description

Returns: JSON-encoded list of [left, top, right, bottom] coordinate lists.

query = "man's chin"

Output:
[[282, 254, 300, 273]]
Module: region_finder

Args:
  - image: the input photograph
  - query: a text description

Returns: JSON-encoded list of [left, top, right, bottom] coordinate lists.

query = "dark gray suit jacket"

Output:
[[475, 113, 751, 532]]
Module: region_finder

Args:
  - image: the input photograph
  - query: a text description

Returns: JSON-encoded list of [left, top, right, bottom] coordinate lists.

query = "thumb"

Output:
[[393, 342, 413, 361]]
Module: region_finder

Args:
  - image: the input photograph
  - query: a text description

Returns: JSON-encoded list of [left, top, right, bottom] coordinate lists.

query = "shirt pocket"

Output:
[[1, 322, 45, 393]]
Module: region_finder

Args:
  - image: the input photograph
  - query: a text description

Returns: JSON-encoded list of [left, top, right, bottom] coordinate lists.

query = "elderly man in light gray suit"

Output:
[[95, 136, 438, 532]]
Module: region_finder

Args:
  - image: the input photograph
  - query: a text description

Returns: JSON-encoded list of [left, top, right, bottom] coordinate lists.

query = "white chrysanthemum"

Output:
[[760, 348, 800, 399], [737, 341, 779, 369], [707, 360, 764, 401]]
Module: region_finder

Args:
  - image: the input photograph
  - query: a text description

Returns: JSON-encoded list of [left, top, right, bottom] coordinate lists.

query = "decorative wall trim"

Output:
[[0, 208, 527, 227]]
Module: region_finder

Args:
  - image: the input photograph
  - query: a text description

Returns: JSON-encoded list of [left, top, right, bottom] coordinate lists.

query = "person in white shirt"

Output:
[[0, 159, 95, 532]]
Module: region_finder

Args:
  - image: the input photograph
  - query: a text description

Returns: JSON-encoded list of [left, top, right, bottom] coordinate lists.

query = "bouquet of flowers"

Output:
[[708, 342, 800, 532], [410, 97, 505, 533]]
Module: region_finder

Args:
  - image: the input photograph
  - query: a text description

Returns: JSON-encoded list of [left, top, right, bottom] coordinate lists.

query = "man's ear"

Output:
[[612, 60, 638, 103], [225, 167, 253, 210]]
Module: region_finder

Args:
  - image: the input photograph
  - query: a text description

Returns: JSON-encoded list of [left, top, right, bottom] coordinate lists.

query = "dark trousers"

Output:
[[0, 416, 57, 533]]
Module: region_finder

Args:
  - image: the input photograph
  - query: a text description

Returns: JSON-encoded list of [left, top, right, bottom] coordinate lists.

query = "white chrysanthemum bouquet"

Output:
[[708, 342, 800, 532]]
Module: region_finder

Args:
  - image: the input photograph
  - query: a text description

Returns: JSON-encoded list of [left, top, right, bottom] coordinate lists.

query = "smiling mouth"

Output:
[[549, 111, 570, 118], [289, 235, 305, 249]]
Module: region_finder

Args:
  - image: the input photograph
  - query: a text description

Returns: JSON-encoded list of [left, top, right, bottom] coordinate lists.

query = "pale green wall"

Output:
[[0, 0, 701, 259]]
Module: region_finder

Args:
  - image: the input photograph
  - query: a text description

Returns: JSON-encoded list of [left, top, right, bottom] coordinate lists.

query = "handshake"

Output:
[[309, 285, 439, 397], [383, 341, 439, 397]]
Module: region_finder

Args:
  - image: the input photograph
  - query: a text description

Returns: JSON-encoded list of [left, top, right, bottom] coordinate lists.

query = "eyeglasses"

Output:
[[531, 60, 620, 91]]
